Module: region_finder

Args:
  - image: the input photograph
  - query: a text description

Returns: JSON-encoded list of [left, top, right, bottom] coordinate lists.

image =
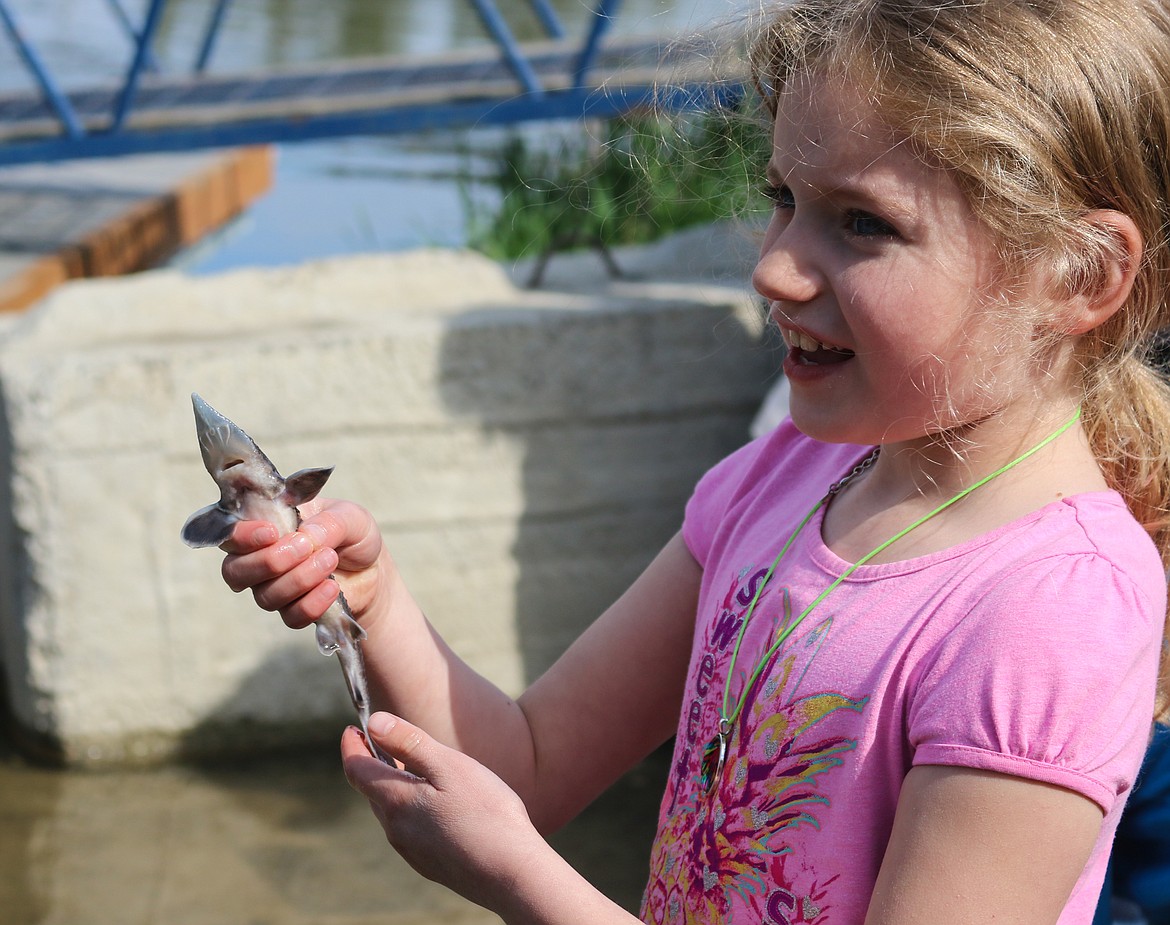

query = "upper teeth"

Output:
[[784, 329, 838, 353]]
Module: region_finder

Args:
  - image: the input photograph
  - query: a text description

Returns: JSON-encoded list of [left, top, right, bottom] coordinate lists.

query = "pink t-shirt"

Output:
[[642, 420, 1164, 925]]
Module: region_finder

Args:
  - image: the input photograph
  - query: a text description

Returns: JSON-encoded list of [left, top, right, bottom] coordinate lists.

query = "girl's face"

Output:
[[753, 74, 1047, 447]]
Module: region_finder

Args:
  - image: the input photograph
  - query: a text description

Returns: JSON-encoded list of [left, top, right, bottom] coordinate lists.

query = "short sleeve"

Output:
[[682, 426, 780, 567], [682, 441, 757, 567], [682, 419, 867, 568], [907, 552, 1162, 812]]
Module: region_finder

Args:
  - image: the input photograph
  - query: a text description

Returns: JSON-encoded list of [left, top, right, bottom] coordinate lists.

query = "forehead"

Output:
[[773, 72, 895, 152], [770, 72, 969, 212]]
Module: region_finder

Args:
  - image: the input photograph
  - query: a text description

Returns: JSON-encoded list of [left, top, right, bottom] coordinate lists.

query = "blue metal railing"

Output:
[[0, 0, 739, 165], [467, 0, 547, 96], [110, 0, 167, 131], [104, 0, 161, 72], [0, 0, 85, 138], [574, 0, 621, 85], [194, 0, 233, 73]]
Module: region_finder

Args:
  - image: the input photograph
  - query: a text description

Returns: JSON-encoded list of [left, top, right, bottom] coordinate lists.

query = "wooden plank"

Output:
[[0, 146, 273, 312]]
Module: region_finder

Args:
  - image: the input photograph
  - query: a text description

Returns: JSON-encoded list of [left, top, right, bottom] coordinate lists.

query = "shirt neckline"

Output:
[[808, 450, 1122, 580]]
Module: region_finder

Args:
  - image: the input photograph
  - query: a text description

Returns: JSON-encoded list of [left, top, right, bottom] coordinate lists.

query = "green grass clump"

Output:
[[465, 106, 772, 267]]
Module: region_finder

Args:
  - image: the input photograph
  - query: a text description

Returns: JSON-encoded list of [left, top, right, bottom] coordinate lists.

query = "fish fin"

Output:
[[281, 467, 334, 506], [181, 504, 237, 548]]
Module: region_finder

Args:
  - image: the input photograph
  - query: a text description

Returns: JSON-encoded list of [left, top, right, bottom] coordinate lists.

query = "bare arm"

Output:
[[865, 765, 1103, 925], [222, 506, 700, 833]]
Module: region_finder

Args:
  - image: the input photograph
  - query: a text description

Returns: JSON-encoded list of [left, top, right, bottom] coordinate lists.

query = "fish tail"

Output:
[[333, 644, 393, 765]]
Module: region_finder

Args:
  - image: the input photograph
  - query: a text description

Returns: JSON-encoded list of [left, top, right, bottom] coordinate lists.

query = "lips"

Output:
[[780, 327, 855, 365]]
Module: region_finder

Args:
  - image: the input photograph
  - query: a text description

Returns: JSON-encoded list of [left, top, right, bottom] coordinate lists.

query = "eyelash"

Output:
[[761, 182, 899, 239], [762, 182, 793, 209]]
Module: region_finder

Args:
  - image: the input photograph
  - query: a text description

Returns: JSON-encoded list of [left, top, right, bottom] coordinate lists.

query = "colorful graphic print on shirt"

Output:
[[643, 564, 870, 924]]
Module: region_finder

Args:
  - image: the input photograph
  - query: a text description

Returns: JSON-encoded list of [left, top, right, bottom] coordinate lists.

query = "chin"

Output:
[[788, 392, 960, 448], [786, 406, 873, 447]]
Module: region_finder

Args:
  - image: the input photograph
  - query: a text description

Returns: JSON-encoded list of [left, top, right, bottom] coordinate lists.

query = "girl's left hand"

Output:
[[340, 713, 556, 915]]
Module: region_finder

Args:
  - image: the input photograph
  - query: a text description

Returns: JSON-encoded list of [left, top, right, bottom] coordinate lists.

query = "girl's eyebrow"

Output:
[[768, 164, 894, 205]]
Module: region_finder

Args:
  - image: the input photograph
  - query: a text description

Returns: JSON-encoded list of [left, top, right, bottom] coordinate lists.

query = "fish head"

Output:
[[191, 394, 285, 501]]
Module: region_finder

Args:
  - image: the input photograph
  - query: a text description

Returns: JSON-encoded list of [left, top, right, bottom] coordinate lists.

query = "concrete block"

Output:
[[0, 232, 774, 765]]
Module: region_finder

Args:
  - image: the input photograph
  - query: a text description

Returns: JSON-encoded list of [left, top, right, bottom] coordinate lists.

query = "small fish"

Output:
[[181, 393, 388, 763]]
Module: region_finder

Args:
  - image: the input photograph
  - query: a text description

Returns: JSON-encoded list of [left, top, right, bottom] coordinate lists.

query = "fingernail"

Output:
[[368, 712, 394, 737], [255, 525, 279, 545], [302, 523, 328, 547]]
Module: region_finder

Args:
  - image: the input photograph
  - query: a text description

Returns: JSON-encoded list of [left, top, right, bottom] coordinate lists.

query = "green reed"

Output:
[[464, 106, 772, 264]]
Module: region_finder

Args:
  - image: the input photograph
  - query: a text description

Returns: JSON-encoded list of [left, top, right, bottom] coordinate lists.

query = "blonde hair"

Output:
[[749, 0, 1170, 720]]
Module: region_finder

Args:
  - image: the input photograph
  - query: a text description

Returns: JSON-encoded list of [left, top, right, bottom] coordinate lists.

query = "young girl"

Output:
[[219, 0, 1170, 921]]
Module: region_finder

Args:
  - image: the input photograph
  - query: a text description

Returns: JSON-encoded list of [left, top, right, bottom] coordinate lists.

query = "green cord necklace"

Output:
[[698, 407, 1083, 795]]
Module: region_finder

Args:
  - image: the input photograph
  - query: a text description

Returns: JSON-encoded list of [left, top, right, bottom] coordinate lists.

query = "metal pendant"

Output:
[[699, 734, 725, 794], [699, 719, 732, 795]]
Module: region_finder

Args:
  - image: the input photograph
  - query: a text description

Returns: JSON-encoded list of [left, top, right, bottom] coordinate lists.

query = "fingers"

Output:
[[302, 503, 383, 572], [339, 715, 539, 911], [340, 721, 429, 811], [225, 504, 380, 573], [215, 501, 383, 630], [346, 713, 439, 786], [220, 521, 341, 629], [218, 519, 278, 555]]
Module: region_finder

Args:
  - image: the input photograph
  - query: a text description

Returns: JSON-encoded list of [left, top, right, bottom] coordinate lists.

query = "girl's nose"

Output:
[[751, 223, 823, 305]]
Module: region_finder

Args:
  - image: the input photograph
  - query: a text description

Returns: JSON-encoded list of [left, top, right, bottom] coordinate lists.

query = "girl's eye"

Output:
[[846, 210, 897, 238], [763, 182, 795, 210], [760, 185, 899, 239]]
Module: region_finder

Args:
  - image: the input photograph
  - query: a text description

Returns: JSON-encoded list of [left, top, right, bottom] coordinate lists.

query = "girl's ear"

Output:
[[1058, 210, 1143, 335]]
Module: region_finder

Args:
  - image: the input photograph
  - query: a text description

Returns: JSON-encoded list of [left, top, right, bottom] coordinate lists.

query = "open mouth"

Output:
[[781, 328, 855, 365]]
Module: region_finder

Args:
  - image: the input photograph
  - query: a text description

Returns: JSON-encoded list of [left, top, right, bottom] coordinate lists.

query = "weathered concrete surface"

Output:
[[0, 224, 774, 765]]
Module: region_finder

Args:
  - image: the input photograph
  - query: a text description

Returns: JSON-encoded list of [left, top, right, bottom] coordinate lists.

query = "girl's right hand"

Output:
[[218, 499, 390, 633]]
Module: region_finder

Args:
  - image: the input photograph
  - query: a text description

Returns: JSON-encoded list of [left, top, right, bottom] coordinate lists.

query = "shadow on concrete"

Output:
[[438, 224, 775, 685], [0, 375, 66, 766]]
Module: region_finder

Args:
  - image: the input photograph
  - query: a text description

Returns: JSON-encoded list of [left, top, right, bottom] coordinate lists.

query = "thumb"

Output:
[[365, 712, 445, 782]]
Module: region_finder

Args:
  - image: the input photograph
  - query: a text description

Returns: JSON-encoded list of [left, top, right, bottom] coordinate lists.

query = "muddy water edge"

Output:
[[0, 727, 671, 924]]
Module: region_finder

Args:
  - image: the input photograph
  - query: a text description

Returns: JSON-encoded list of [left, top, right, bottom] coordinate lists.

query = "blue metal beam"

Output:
[[466, 0, 545, 96], [526, 0, 565, 39], [104, 0, 161, 72], [111, 0, 168, 131], [195, 0, 234, 73], [0, 0, 742, 166], [0, 82, 740, 166], [0, 0, 85, 138], [575, 0, 623, 86]]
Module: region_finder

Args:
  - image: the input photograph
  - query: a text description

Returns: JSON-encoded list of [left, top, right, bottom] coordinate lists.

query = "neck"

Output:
[[821, 398, 1105, 565], [863, 399, 1094, 501]]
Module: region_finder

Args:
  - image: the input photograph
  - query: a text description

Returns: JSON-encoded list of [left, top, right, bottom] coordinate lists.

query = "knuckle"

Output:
[[399, 728, 425, 757], [280, 607, 311, 630], [314, 547, 339, 574], [220, 560, 246, 594], [251, 579, 285, 612]]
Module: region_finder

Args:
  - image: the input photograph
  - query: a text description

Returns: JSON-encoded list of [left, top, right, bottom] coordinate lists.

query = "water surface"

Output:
[[0, 735, 671, 924]]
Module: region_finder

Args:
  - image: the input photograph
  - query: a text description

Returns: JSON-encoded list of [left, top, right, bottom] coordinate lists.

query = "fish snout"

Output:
[[191, 394, 268, 480]]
